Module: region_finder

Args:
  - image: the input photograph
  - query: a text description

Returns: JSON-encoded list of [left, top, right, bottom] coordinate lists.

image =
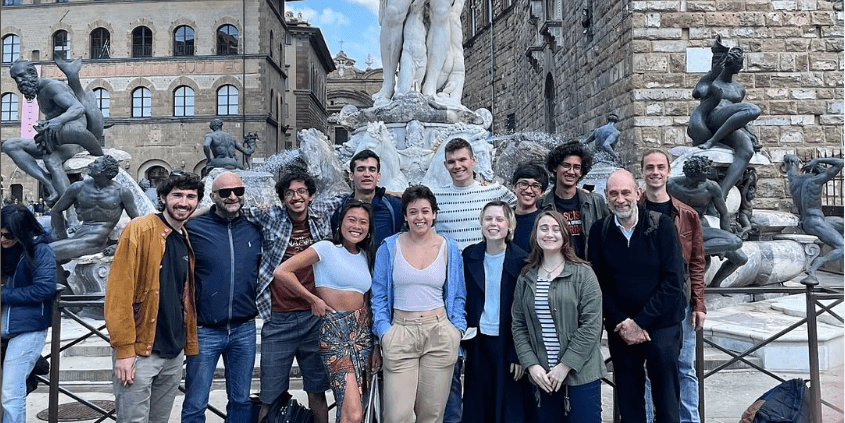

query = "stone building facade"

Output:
[[284, 14, 335, 147], [0, 0, 290, 201], [326, 51, 383, 144], [461, 0, 843, 210]]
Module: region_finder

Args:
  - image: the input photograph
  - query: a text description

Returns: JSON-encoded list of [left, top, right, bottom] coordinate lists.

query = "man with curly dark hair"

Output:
[[49, 155, 140, 262], [538, 141, 607, 259], [105, 169, 204, 422]]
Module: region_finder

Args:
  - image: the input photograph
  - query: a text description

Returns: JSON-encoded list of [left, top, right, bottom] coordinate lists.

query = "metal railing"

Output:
[[694, 282, 844, 422], [42, 279, 843, 422], [42, 289, 229, 422]]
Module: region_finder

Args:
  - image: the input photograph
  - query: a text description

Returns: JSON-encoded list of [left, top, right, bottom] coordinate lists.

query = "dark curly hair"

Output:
[[156, 170, 204, 211], [90, 155, 120, 180], [682, 156, 713, 178], [276, 170, 317, 200], [511, 162, 549, 190], [545, 141, 593, 183]]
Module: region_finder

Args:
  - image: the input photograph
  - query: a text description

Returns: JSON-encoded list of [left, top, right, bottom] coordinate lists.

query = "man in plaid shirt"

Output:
[[244, 170, 342, 423]]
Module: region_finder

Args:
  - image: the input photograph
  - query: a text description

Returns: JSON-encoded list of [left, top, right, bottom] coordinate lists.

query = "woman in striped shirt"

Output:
[[511, 210, 606, 423]]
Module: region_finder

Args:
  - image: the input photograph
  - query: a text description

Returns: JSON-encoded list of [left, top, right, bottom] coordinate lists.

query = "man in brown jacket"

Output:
[[641, 150, 706, 423], [104, 170, 204, 422]]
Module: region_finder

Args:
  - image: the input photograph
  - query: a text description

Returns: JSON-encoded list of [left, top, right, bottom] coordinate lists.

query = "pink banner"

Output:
[[18, 65, 41, 139]]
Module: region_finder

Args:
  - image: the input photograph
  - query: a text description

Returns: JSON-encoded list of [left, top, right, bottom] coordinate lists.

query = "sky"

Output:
[[287, 0, 383, 70]]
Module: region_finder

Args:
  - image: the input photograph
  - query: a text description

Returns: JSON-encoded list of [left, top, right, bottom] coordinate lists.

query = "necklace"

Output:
[[540, 260, 565, 278]]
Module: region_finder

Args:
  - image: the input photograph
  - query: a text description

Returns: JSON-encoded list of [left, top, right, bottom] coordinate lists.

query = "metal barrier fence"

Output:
[[694, 282, 844, 422], [43, 280, 843, 422]]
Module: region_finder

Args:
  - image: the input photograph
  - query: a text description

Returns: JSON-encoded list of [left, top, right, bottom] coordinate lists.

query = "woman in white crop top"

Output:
[[274, 200, 379, 423]]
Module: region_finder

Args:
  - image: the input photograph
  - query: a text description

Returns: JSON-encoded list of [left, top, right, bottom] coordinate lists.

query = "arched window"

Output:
[[2, 35, 20, 63], [90, 28, 110, 59], [146, 165, 168, 189], [174, 86, 194, 117], [132, 87, 151, 117], [132, 26, 152, 58], [1, 93, 19, 121], [173, 25, 194, 57], [53, 30, 70, 61], [269, 31, 274, 58], [216, 25, 238, 56], [93, 88, 110, 118], [544, 73, 556, 134], [217, 85, 238, 115]]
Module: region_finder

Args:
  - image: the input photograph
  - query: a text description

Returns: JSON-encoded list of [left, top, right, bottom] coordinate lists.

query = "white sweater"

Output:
[[432, 181, 517, 250]]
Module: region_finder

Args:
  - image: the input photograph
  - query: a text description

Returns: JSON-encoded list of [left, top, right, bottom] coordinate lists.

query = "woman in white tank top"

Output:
[[274, 200, 378, 423], [371, 185, 467, 423]]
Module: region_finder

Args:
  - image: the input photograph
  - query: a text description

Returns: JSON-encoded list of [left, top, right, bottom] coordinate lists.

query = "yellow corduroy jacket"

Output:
[[104, 213, 198, 359]]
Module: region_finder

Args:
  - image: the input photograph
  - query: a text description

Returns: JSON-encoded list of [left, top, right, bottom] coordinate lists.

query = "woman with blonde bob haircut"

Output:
[[463, 200, 536, 423], [512, 210, 606, 422]]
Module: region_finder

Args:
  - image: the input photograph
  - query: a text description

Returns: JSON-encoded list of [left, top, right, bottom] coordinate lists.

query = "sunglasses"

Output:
[[214, 187, 245, 197], [0, 232, 15, 240]]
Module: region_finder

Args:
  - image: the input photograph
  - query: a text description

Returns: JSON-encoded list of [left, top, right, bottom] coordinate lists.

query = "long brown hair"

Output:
[[521, 210, 588, 275]]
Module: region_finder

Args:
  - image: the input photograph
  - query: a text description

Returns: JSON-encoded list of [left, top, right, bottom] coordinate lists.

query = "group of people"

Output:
[[2, 138, 709, 423]]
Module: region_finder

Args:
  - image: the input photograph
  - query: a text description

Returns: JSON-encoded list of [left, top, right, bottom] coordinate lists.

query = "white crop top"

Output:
[[311, 240, 372, 294], [392, 238, 447, 311]]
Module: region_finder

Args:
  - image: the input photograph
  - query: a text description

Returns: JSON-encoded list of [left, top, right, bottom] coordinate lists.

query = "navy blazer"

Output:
[[462, 241, 528, 364]]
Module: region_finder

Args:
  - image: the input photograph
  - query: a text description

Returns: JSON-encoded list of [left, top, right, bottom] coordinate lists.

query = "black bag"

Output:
[[262, 391, 314, 423], [739, 378, 811, 423]]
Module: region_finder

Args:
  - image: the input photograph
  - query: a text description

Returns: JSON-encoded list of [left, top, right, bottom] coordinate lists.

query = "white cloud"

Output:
[[344, 0, 380, 17], [318, 8, 351, 26]]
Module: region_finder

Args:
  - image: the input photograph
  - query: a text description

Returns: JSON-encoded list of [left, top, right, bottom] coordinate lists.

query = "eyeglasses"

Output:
[[284, 188, 309, 198], [515, 181, 543, 192], [0, 232, 15, 240], [559, 163, 582, 172], [214, 187, 245, 197]]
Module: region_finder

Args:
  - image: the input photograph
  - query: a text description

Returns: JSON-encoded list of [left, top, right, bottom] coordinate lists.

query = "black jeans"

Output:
[[608, 323, 682, 423]]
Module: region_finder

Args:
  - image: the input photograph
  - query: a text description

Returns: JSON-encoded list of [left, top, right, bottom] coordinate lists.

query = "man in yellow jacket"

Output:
[[104, 170, 204, 422]]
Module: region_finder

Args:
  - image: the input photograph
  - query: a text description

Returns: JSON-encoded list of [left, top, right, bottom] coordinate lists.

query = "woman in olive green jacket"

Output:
[[511, 210, 606, 423]]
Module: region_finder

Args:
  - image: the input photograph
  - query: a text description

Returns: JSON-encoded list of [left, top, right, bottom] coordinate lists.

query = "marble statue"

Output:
[[783, 154, 844, 284], [582, 113, 620, 161], [398, 120, 435, 184], [202, 118, 257, 172], [434, 0, 467, 104], [668, 155, 748, 287], [688, 37, 761, 198], [50, 155, 140, 262], [2, 58, 105, 205], [374, 0, 463, 104]]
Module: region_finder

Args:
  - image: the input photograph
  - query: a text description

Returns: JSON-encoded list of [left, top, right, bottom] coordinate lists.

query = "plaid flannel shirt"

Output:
[[244, 196, 342, 320]]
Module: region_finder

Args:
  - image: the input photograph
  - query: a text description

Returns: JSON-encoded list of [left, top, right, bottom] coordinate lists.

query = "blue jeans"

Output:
[[182, 321, 257, 423], [443, 358, 463, 423], [646, 305, 700, 423], [1, 329, 48, 423]]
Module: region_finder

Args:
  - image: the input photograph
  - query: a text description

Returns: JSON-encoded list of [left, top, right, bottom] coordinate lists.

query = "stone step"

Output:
[[704, 293, 843, 372]]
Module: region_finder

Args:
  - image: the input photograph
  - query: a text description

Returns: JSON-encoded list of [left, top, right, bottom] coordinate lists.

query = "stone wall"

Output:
[[461, 0, 844, 211]]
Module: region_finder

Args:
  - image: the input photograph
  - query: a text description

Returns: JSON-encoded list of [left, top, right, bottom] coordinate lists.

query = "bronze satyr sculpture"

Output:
[[202, 119, 257, 172], [688, 37, 761, 199], [668, 156, 748, 287], [2, 58, 105, 205], [783, 154, 844, 284], [50, 155, 140, 262]]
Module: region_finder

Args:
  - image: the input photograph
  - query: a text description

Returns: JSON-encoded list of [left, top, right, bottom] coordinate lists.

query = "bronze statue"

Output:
[[2, 58, 105, 205], [202, 119, 257, 172], [50, 155, 140, 262], [582, 113, 620, 161], [736, 167, 758, 239], [783, 154, 844, 284], [688, 37, 761, 199], [668, 156, 748, 287]]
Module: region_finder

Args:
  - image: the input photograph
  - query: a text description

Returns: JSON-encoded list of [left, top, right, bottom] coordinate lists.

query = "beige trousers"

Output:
[[381, 313, 461, 423]]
